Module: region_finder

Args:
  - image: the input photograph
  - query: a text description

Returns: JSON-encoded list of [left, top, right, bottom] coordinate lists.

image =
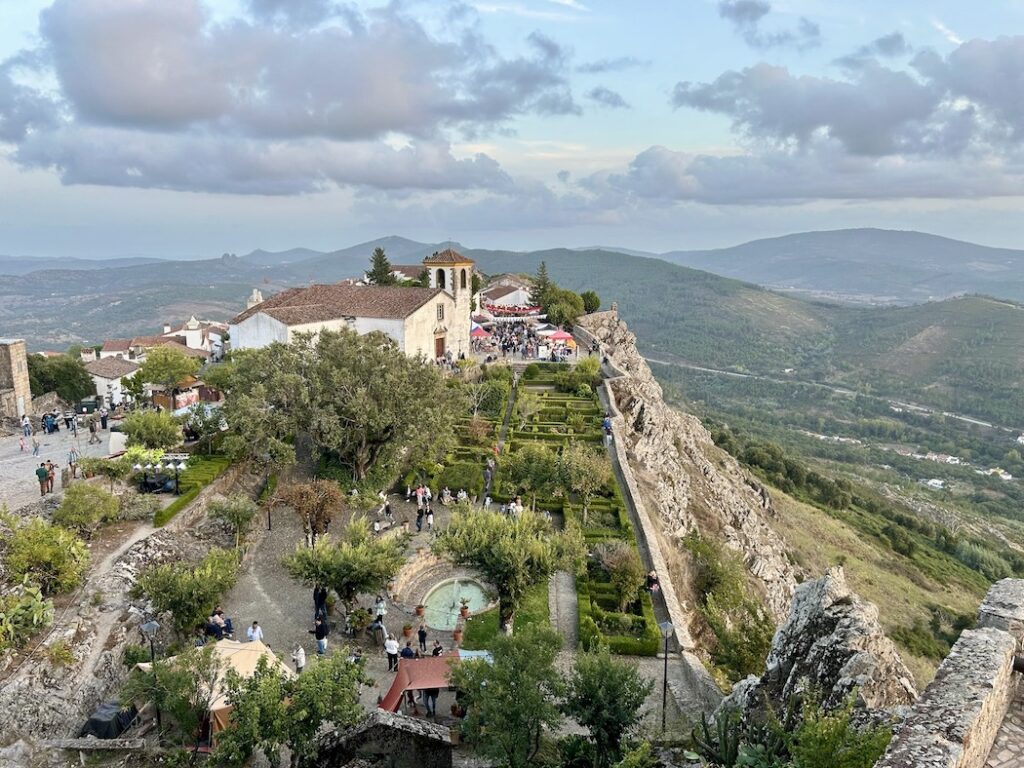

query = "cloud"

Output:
[[586, 86, 630, 109], [717, 0, 821, 51], [0, 0, 582, 195], [931, 19, 964, 46], [576, 56, 647, 74], [834, 32, 911, 69]]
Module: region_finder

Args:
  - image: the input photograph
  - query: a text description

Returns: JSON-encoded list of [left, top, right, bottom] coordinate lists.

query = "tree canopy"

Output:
[[450, 624, 564, 768], [433, 504, 584, 632], [278, 479, 344, 546], [138, 345, 200, 395], [367, 246, 397, 285], [121, 409, 182, 449], [217, 329, 456, 482], [558, 443, 612, 522], [136, 548, 239, 637], [581, 290, 601, 314], [27, 354, 93, 403], [283, 517, 407, 610]]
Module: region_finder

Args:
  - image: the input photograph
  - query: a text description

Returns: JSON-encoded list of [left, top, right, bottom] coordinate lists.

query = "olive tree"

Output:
[[433, 504, 584, 633]]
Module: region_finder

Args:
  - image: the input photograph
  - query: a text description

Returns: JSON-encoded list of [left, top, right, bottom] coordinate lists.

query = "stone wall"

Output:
[[575, 311, 797, 620], [0, 339, 30, 419], [874, 579, 1024, 768]]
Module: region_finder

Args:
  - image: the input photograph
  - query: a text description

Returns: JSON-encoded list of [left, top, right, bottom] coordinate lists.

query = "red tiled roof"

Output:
[[481, 285, 520, 301], [422, 248, 474, 265], [102, 339, 132, 353], [85, 357, 140, 379], [391, 264, 427, 278], [230, 284, 445, 326]]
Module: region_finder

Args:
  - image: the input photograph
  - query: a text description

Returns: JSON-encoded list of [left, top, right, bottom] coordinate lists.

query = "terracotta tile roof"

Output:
[[230, 284, 445, 326], [481, 285, 520, 301], [85, 357, 139, 379], [102, 338, 132, 353], [422, 248, 474, 265], [391, 264, 427, 278]]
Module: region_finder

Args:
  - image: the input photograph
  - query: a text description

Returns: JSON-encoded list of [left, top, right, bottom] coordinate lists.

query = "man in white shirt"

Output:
[[384, 634, 400, 671], [247, 621, 264, 643]]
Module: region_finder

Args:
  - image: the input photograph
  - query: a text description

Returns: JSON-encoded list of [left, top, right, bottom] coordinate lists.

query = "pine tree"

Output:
[[530, 261, 552, 308], [367, 247, 396, 285]]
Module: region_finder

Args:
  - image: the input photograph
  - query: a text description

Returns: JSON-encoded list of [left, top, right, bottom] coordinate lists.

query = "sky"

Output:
[[1, 0, 1024, 259]]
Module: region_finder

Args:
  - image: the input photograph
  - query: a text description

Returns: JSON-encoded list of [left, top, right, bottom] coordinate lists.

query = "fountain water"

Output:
[[421, 578, 488, 630]]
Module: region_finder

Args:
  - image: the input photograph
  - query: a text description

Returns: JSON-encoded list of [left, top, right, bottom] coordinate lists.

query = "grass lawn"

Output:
[[461, 581, 551, 650], [770, 492, 985, 687]]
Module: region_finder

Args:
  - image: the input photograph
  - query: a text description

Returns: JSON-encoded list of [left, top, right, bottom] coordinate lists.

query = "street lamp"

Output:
[[140, 620, 161, 731], [659, 620, 674, 733]]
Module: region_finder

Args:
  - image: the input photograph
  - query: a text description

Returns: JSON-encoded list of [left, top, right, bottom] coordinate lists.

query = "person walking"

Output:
[[45, 460, 55, 494], [417, 624, 428, 653], [311, 617, 329, 655], [374, 595, 387, 623], [35, 463, 48, 497], [31, 434, 40, 456], [426, 508, 434, 532], [384, 634, 400, 672], [313, 585, 328, 620], [416, 507, 423, 533], [247, 621, 264, 643], [88, 418, 100, 445], [291, 645, 306, 674], [423, 687, 440, 718], [18, 435, 26, 453]]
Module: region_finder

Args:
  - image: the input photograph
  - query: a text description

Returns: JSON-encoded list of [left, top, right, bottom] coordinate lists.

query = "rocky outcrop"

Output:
[[576, 310, 797, 619], [720, 568, 917, 724]]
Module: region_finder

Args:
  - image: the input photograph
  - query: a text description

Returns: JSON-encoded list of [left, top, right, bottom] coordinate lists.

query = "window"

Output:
[[437, 304, 445, 321], [460, 269, 467, 289], [436, 268, 446, 289]]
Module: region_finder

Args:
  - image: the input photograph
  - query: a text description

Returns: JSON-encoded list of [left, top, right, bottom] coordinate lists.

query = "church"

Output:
[[230, 249, 475, 360]]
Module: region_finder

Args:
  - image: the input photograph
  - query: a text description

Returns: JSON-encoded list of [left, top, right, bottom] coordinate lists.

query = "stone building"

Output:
[[0, 338, 31, 418], [318, 711, 452, 768], [231, 249, 476, 360]]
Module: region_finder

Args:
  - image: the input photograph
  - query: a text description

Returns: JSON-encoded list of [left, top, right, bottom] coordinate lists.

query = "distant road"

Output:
[[643, 355, 1018, 436]]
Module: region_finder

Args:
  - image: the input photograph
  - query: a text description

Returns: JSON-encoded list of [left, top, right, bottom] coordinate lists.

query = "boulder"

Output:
[[718, 567, 917, 723]]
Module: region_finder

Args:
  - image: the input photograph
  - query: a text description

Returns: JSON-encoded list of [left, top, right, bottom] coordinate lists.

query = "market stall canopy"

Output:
[[379, 650, 492, 712], [136, 639, 294, 736], [470, 327, 491, 338], [549, 330, 574, 341]]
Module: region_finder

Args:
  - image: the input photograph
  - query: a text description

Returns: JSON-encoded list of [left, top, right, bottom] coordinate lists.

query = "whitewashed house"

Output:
[[84, 357, 140, 407]]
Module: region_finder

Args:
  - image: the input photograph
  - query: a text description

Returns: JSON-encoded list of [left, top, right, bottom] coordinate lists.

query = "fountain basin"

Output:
[[421, 578, 490, 630]]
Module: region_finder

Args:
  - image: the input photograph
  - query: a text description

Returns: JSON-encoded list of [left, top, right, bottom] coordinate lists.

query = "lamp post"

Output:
[[140, 620, 161, 731], [162, 453, 189, 495], [659, 620, 674, 733]]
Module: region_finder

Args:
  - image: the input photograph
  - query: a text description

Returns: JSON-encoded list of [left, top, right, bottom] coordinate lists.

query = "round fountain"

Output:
[[420, 578, 490, 630]]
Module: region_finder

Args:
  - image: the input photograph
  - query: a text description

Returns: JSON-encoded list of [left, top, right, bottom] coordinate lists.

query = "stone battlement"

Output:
[[875, 579, 1024, 768]]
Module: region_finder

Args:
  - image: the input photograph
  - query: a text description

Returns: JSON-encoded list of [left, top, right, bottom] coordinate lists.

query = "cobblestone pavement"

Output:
[[0, 426, 114, 512], [986, 687, 1024, 768]]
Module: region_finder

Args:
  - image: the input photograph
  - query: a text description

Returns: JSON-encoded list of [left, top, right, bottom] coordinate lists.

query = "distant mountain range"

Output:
[[660, 229, 1024, 305]]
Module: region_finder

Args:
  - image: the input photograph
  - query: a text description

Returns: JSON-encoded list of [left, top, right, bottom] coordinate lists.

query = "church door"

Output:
[[435, 336, 446, 358]]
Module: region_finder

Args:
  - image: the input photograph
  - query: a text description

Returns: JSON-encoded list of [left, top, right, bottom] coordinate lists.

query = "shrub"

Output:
[[465, 416, 493, 446], [594, 541, 646, 611], [121, 409, 182, 450], [209, 494, 259, 548], [5, 518, 90, 594], [47, 639, 75, 667], [54, 484, 120, 533], [136, 548, 239, 637], [122, 644, 155, 667], [0, 579, 55, 651], [523, 363, 540, 380], [119, 491, 162, 521], [437, 462, 486, 498]]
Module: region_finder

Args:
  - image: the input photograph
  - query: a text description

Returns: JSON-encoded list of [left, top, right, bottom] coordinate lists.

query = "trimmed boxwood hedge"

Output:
[[153, 455, 232, 526]]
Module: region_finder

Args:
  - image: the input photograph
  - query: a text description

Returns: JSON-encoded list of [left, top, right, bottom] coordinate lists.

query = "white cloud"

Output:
[[931, 19, 964, 46]]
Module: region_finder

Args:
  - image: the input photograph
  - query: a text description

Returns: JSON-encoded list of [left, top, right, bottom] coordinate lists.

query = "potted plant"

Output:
[[415, 604, 425, 617], [402, 623, 413, 638], [459, 597, 470, 618], [452, 626, 464, 644]]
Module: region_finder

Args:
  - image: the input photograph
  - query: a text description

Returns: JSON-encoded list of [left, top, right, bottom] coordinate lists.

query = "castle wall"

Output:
[[0, 339, 31, 418]]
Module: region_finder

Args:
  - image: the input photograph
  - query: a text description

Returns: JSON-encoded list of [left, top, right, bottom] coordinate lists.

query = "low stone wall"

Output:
[[874, 579, 1024, 768]]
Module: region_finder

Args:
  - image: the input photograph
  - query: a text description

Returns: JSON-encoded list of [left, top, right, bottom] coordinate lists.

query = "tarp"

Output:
[[549, 330, 573, 341], [79, 700, 138, 739], [379, 652, 461, 712], [470, 327, 491, 338], [136, 639, 294, 736]]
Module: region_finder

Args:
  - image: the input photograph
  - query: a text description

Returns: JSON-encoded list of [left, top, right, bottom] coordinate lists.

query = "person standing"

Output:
[[99, 407, 109, 430], [31, 434, 40, 457], [247, 621, 264, 643], [417, 624, 428, 653], [423, 687, 439, 718], [400, 641, 416, 661], [291, 645, 306, 674], [375, 595, 387, 623], [416, 507, 424, 533], [21, 414, 31, 437], [311, 617, 329, 655], [18, 435, 26, 453], [35, 463, 48, 497], [384, 634, 400, 672], [431, 639, 444, 657], [313, 585, 328, 620], [88, 418, 100, 445], [45, 460, 56, 494], [426, 508, 434, 532]]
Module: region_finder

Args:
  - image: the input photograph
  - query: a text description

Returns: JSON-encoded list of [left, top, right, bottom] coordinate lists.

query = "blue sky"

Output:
[[1, 0, 1023, 258]]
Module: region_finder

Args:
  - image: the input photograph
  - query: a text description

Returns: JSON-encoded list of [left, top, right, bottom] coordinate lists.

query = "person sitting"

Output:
[[210, 608, 234, 638], [456, 488, 468, 502], [441, 487, 453, 505], [646, 570, 660, 593]]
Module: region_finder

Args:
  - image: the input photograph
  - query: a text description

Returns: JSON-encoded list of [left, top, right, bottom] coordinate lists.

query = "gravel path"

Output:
[[549, 571, 579, 650]]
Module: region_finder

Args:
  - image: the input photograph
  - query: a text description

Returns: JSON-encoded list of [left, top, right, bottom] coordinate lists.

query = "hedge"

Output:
[[153, 455, 232, 526]]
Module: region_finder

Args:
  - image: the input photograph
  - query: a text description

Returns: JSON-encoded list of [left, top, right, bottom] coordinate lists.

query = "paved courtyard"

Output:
[[986, 684, 1024, 768], [0, 425, 119, 512]]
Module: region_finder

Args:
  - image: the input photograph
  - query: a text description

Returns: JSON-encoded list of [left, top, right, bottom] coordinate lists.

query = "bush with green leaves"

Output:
[[562, 645, 653, 768], [4, 517, 90, 595], [136, 548, 239, 637], [53, 483, 119, 533], [437, 461, 486, 498], [119, 491, 162, 521], [594, 541, 646, 612], [209, 494, 259, 548], [0, 578, 55, 651], [122, 409, 182, 450]]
